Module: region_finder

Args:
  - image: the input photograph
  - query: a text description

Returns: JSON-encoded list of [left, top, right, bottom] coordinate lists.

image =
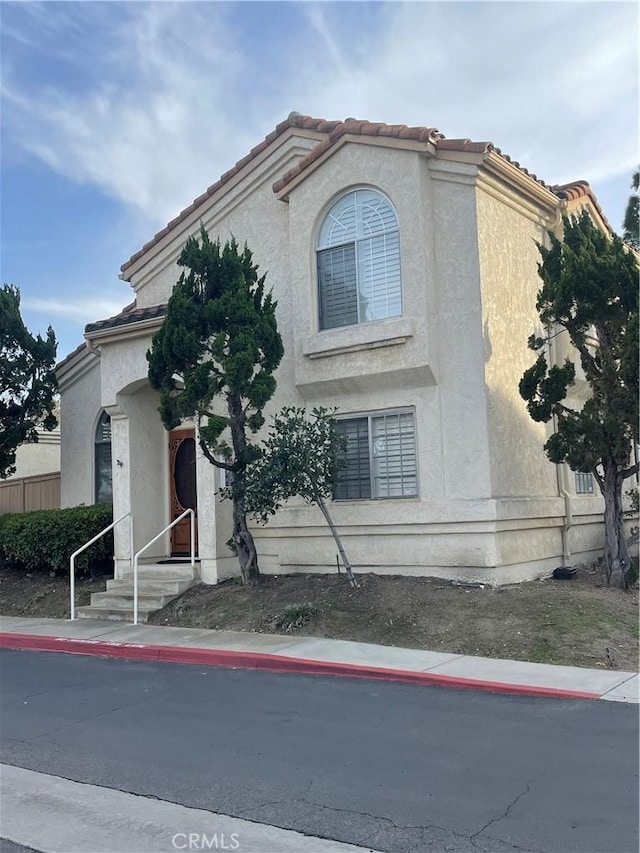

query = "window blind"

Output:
[[318, 245, 358, 329], [318, 189, 401, 331], [334, 412, 417, 500], [334, 417, 371, 500]]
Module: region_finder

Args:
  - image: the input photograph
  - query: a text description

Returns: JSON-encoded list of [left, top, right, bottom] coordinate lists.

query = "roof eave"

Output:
[[553, 183, 613, 236], [273, 134, 439, 201], [55, 343, 99, 389], [120, 124, 328, 281], [84, 314, 166, 346], [480, 149, 560, 214]]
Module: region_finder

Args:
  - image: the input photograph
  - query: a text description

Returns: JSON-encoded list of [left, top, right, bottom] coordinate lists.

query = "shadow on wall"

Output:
[[485, 382, 559, 500]]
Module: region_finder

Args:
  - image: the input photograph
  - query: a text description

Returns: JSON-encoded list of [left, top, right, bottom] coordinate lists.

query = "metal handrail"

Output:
[[70, 512, 133, 621], [133, 508, 195, 625]]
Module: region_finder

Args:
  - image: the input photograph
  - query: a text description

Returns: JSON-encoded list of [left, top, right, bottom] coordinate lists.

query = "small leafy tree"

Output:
[[622, 171, 639, 249], [243, 407, 358, 587], [147, 231, 283, 587], [0, 285, 58, 479], [519, 211, 639, 588]]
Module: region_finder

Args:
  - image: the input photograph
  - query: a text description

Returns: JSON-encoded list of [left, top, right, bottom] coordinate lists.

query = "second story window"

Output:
[[317, 188, 401, 331]]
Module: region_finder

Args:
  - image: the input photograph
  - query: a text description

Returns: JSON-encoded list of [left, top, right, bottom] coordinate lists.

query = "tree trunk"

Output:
[[315, 493, 359, 589], [227, 392, 260, 587], [600, 462, 631, 589], [232, 485, 259, 587]]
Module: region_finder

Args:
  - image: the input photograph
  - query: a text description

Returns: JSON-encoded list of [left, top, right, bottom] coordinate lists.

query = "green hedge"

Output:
[[0, 504, 114, 574]]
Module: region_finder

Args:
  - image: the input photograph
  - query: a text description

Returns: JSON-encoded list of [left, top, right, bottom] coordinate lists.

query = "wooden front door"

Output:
[[169, 430, 198, 556]]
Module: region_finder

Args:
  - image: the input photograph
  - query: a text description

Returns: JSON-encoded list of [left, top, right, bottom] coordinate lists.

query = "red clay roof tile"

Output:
[[438, 139, 493, 153], [551, 180, 612, 232], [271, 118, 444, 194]]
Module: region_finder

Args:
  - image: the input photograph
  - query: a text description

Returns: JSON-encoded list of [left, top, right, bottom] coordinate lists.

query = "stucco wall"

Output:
[[10, 431, 60, 480], [475, 184, 605, 563], [476, 186, 560, 499], [59, 354, 102, 508], [428, 160, 493, 501], [123, 385, 168, 556]]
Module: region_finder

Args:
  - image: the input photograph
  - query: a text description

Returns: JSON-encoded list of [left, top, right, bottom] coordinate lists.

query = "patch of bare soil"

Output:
[[0, 567, 106, 619], [148, 565, 639, 671], [1, 563, 637, 671]]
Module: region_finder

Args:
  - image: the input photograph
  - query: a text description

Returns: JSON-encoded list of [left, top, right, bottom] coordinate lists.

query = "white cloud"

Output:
[[2, 3, 261, 226], [288, 1, 637, 187], [302, 4, 350, 79], [2, 0, 637, 232], [22, 296, 127, 324]]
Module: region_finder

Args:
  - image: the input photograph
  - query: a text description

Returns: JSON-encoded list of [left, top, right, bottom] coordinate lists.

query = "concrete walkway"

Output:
[[1, 615, 637, 703], [2, 764, 382, 853]]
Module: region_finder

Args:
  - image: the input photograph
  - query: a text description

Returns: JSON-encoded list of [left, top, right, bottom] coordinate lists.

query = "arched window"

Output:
[[94, 411, 113, 504], [317, 188, 401, 331]]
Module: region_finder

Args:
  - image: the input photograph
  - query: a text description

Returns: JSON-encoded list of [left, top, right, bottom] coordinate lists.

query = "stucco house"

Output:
[[57, 112, 612, 597]]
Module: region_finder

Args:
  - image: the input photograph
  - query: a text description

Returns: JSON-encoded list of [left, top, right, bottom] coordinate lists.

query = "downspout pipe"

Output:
[[547, 326, 572, 566], [556, 458, 573, 567]]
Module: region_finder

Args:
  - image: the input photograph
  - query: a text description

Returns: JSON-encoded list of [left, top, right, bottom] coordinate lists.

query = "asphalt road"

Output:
[[1, 649, 637, 853]]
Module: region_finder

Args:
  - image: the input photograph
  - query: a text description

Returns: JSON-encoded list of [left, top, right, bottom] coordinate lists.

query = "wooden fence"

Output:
[[0, 472, 61, 515]]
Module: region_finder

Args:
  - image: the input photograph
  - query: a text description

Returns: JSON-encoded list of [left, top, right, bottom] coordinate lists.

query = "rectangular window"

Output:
[[575, 472, 594, 494], [334, 412, 417, 500]]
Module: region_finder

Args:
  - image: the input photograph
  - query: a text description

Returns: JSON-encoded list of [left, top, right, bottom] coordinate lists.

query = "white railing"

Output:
[[133, 508, 195, 625], [70, 512, 133, 621]]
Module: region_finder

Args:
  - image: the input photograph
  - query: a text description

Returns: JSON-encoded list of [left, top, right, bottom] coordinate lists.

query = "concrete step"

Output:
[[106, 578, 192, 595], [78, 564, 196, 622], [76, 604, 155, 623], [89, 591, 178, 610], [119, 563, 196, 581]]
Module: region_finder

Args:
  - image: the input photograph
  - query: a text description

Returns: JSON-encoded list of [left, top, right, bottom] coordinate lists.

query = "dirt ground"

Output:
[[0, 568, 106, 620], [2, 564, 637, 671]]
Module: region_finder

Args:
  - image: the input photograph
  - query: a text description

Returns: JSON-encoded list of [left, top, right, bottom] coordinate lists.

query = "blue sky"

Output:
[[1, 1, 638, 362]]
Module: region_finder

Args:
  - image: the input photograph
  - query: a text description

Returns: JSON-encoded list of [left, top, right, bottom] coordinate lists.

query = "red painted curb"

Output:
[[0, 632, 600, 700]]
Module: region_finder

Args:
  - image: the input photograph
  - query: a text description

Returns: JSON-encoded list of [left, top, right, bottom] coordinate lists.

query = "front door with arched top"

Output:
[[169, 430, 198, 556]]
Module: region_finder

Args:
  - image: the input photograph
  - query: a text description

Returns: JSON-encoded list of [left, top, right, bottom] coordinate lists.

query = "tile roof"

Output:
[[84, 302, 165, 335], [272, 118, 444, 193], [273, 128, 558, 196], [436, 138, 550, 188], [551, 180, 613, 233], [120, 112, 611, 277]]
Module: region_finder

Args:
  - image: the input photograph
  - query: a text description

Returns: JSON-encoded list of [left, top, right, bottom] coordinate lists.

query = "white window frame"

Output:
[[316, 188, 402, 331], [333, 409, 419, 501]]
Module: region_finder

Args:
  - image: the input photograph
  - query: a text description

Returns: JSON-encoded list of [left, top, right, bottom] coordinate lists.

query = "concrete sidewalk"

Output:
[[2, 764, 382, 853], [1, 615, 637, 703]]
